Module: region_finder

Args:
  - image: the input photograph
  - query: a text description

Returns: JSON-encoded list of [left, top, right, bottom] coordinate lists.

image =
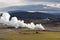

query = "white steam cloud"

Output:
[[0, 12, 45, 30]]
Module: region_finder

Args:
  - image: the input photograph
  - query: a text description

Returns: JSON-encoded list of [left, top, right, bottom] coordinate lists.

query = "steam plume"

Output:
[[0, 12, 45, 30]]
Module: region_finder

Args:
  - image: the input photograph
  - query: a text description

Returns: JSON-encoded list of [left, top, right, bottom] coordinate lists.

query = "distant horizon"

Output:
[[0, 0, 60, 8]]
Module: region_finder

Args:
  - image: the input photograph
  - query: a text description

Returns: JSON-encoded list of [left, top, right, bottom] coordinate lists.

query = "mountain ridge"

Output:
[[8, 10, 57, 19]]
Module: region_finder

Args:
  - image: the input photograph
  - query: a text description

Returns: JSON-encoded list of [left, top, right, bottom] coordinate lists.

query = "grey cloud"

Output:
[[24, 0, 60, 3], [0, 2, 8, 8]]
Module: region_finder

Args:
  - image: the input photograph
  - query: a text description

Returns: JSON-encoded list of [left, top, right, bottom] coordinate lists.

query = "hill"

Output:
[[8, 10, 56, 19]]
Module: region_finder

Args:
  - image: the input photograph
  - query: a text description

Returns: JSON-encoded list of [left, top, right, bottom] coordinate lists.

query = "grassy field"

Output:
[[0, 32, 60, 40]]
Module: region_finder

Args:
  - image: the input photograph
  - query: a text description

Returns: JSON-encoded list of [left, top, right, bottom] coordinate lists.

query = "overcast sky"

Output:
[[0, 0, 60, 8]]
